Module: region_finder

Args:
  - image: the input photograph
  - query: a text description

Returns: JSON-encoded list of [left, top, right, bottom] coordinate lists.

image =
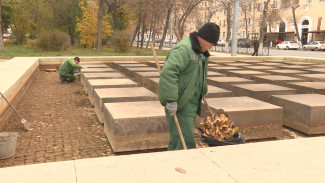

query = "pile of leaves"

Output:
[[200, 109, 239, 141]]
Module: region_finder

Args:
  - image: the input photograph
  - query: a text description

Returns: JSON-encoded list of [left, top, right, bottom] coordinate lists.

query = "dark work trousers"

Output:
[[252, 50, 258, 56]]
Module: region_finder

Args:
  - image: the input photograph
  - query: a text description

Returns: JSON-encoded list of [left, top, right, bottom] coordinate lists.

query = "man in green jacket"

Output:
[[59, 57, 87, 83], [158, 23, 220, 150]]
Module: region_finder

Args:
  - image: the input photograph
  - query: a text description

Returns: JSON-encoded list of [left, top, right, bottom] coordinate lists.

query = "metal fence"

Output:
[[212, 45, 270, 56]]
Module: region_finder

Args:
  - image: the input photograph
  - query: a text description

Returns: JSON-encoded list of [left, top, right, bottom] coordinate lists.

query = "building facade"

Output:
[[194, 0, 325, 45]]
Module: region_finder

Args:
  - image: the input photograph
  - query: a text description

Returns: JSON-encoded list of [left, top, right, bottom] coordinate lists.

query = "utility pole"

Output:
[[231, 0, 240, 56]]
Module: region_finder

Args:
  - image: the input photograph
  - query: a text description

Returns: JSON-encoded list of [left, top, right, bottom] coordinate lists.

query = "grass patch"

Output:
[[0, 44, 169, 59]]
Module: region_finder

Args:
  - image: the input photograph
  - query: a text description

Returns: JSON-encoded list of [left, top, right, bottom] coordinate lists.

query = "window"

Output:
[[248, 18, 251, 25], [306, 0, 312, 3], [242, 31, 245, 38], [223, 32, 225, 38], [223, 20, 226, 27], [257, 3, 261, 11]]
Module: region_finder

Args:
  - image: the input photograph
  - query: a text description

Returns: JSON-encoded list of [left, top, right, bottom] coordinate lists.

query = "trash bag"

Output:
[[201, 132, 245, 147]]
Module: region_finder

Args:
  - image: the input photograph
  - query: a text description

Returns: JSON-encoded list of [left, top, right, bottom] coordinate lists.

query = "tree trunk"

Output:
[[159, 8, 171, 50], [131, 23, 140, 46], [0, 0, 4, 51], [140, 12, 146, 49], [96, 0, 104, 52], [292, 5, 301, 43]]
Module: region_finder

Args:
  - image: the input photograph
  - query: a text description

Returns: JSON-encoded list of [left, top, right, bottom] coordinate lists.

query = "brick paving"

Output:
[[0, 71, 114, 168]]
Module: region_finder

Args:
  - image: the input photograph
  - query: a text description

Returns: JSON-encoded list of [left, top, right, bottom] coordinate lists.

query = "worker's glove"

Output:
[[82, 66, 88, 69], [166, 101, 177, 116]]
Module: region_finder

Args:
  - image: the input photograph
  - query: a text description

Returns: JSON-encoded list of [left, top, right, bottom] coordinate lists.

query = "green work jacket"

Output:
[[158, 36, 208, 115], [59, 58, 83, 75]]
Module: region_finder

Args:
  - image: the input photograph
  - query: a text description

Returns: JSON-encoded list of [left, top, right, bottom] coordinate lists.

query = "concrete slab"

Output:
[[207, 76, 255, 90], [257, 62, 286, 66], [285, 61, 316, 65], [263, 59, 286, 62], [297, 74, 325, 82], [80, 72, 125, 86], [207, 71, 226, 77], [267, 69, 309, 76], [227, 70, 270, 79], [224, 63, 252, 67], [288, 82, 325, 94], [93, 87, 157, 124], [121, 67, 159, 79], [80, 68, 115, 73], [200, 137, 325, 183], [202, 97, 283, 140], [251, 75, 304, 86], [305, 68, 325, 73], [0, 160, 76, 183], [85, 79, 138, 104], [271, 94, 325, 134], [280, 65, 311, 69], [74, 149, 238, 183], [3, 136, 325, 183], [232, 83, 297, 102], [236, 60, 263, 63], [206, 85, 232, 98], [144, 77, 160, 94], [242, 66, 275, 70], [80, 63, 108, 68], [118, 63, 149, 67], [146, 61, 164, 68], [102, 101, 168, 152], [134, 72, 160, 86], [208, 66, 241, 74]]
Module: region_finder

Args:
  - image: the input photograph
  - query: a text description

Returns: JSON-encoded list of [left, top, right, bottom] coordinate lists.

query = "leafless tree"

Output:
[[96, 0, 104, 51], [220, 0, 234, 42]]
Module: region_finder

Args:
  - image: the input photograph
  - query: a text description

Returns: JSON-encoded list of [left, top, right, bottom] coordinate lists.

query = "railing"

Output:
[[212, 45, 270, 56]]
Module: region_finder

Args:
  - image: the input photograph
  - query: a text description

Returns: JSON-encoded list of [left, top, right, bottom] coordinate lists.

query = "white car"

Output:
[[217, 40, 226, 46], [276, 41, 299, 50], [303, 41, 325, 51]]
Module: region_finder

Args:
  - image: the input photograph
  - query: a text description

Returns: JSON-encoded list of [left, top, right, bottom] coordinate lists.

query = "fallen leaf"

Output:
[[175, 167, 186, 174]]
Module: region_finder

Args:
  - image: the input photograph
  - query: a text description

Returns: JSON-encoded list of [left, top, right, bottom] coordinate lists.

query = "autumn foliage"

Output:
[[76, 0, 112, 48]]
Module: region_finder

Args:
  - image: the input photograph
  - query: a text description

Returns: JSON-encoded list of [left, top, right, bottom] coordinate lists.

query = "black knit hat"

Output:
[[198, 23, 220, 46]]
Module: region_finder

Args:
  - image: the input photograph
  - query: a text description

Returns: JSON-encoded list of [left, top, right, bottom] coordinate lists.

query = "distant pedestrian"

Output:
[[252, 40, 259, 56], [59, 57, 87, 83]]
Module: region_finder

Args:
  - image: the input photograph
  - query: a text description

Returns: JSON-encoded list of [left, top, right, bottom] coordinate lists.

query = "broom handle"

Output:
[[150, 42, 187, 150], [0, 92, 24, 119]]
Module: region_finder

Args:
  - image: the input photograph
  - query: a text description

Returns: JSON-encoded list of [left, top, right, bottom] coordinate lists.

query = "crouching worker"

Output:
[[158, 23, 220, 150], [59, 57, 87, 83]]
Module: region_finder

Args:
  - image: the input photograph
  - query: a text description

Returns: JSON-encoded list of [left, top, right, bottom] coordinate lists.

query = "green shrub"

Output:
[[111, 30, 130, 53], [36, 31, 71, 51]]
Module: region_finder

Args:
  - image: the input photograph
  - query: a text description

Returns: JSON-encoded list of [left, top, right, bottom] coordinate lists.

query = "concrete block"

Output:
[[208, 66, 241, 74], [305, 68, 325, 73], [80, 63, 108, 68], [271, 94, 325, 134], [288, 82, 325, 94], [134, 72, 160, 86], [232, 83, 296, 103], [225, 63, 252, 67], [243, 66, 275, 70], [280, 65, 311, 69], [267, 69, 309, 76], [207, 71, 226, 77], [85, 79, 138, 104], [81, 72, 125, 86], [226, 70, 270, 79], [202, 97, 283, 140], [236, 60, 263, 63], [146, 61, 164, 68], [297, 74, 325, 82], [120, 67, 159, 79], [285, 61, 316, 65], [207, 85, 232, 98], [251, 75, 304, 87], [94, 87, 157, 124], [144, 78, 160, 94], [80, 68, 115, 73], [207, 77, 255, 90], [257, 62, 286, 67], [103, 101, 168, 152]]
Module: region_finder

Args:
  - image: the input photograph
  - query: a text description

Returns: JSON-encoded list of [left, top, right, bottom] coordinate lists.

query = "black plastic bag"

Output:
[[201, 132, 245, 147]]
